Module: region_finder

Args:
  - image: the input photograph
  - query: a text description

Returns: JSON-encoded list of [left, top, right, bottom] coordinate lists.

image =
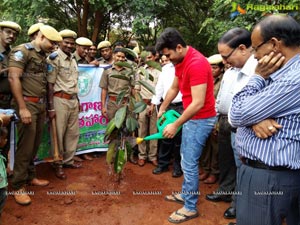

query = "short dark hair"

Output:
[[255, 15, 300, 47], [155, 27, 187, 52], [113, 48, 125, 54], [114, 41, 125, 48], [218, 28, 251, 48], [145, 46, 156, 56]]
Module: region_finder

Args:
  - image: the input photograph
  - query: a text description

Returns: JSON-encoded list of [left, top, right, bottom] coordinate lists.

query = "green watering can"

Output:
[[136, 109, 182, 144]]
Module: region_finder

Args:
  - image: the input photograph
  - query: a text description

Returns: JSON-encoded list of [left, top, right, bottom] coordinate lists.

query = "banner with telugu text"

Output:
[[35, 65, 109, 162]]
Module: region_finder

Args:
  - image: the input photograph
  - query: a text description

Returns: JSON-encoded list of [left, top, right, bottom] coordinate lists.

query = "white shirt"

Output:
[[216, 55, 257, 115], [151, 63, 182, 105]]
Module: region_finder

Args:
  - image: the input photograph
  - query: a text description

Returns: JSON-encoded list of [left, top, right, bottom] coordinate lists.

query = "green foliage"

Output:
[[104, 56, 161, 175]]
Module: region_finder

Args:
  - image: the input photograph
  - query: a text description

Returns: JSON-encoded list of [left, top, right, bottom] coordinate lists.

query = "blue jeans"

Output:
[[180, 117, 216, 212]]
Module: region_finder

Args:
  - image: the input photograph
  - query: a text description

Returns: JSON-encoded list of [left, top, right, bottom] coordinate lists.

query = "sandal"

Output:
[[164, 194, 184, 205], [168, 209, 199, 224]]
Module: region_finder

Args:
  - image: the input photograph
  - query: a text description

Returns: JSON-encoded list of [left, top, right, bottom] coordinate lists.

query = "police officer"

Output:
[[74, 37, 93, 64], [73, 37, 94, 161], [8, 25, 62, 206], [27, 22, 44, 41], [0, 21, 21, 172], [97, 41, 113, 65], [99, 48, 131, 120], [0, 21, 21, 109], [47, 29, 82, 180]]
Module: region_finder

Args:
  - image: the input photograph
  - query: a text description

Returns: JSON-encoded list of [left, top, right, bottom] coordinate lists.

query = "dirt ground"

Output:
[[2, 154, 235, 225]]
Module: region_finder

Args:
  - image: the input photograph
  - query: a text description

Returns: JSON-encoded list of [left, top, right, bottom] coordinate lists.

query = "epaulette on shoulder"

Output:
[[49, 52, 58, 60], [24, 43, 34, 50]]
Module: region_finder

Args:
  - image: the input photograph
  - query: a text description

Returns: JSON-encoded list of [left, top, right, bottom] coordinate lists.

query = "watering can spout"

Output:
[[136, 109, 182, 144]]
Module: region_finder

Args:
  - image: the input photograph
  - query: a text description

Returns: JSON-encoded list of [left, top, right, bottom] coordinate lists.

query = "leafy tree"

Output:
[[104, 49, 161, 180]]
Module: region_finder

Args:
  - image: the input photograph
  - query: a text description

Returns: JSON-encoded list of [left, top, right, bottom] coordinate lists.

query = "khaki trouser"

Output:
[[11, 101, 46, 190], [138, 105, 157, 161], [53, 97, 79, 166]]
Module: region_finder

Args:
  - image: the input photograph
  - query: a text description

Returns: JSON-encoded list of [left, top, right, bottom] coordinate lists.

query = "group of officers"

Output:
[[0, 20, 127, 209], [0, 19, 177, 212]]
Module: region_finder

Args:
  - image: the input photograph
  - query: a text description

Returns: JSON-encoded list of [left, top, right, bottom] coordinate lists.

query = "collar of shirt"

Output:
[[239, 55, 257, 77], [58, 48, 73, 61], [31, 40, 44, 54], [0, 43, 10, 54], [269, 53, 300, 82]]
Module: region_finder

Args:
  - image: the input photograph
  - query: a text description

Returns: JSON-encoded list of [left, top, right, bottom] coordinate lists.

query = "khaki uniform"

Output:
[[98, 58, 111, 65], [73, 51, 89, 64], [99, 65, 130, 120], [9, 41, 47, 190], [47, 48, 79, 166], [0, 43, 12, 108], [200, 73, 223, 175], [137, 66, 160, 161]]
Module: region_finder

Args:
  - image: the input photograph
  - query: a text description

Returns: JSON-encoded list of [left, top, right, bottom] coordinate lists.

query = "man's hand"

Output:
[[163, 123, 178, 139], [255, 52, 285, 79], [48, 110, 56, 120], [101, 107, 108, 118], [252, 119, 282, 139], [19, 108, 32, 124], [147, 104, 155, 117], [0, 114, 12, 126]]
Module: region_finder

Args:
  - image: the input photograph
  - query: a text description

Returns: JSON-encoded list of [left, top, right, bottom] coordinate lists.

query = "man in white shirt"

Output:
[[206, 28, 257, 225], [151, 62, 183, 177]]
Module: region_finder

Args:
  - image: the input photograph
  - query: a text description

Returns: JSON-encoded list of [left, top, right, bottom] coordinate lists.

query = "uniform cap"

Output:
[[0, 21, 21, 33], [59, 29, 77, 39], [207, 54, 223, 65], [97, 40, 111, 50], [133, 46, 140, 54], [76, 37, 93, 46], [39, 25, 62, 42], [28, 23, 44, 36]]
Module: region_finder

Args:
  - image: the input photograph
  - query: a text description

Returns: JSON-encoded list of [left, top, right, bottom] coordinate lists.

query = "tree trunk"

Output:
[[91, 10, 104, 43]]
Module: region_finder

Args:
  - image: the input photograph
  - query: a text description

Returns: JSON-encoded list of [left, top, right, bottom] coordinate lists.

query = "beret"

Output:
[[28, 23, 44, 36], [59, 29, 77, 39], [0, 21, 21, 32], [76, 37, 93, 46], [97, 41, 111, 50], [207, 54, 223, 65], [40, 25, 62, 42]]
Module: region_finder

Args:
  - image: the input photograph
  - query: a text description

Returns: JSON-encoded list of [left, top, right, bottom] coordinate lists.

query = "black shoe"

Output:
[[172, 170, 183, 178], [224, 207, 236, 219], [228, 223, 236, 225], [152, 167, 169, 175], [206, 193, 232, 202]]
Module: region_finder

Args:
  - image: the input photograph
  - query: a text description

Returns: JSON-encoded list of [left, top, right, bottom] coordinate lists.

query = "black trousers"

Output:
[[216, 115, 236, 193], [157, 103, 183, 172]]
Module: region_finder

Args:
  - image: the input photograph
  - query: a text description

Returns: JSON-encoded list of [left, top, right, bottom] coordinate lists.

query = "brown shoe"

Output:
[[82, 154, 93, 161], [199, 172, 209, 181], [151, 160, 158, 166], [54, 165, 67, 180], [203, 174, 217, 184], [29, 178, 49, 186], [14, 188, 31, 206], [73, 155, 84, 162], [138, 159, 145, 167]]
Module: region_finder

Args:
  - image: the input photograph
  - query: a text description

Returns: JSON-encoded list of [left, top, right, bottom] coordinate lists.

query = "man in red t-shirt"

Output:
[[156, 28, 216, 223]]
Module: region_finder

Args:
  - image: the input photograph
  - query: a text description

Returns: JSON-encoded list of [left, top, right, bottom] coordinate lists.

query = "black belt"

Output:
[[169, 102, 182, 107], [241, 157, 292, 171]]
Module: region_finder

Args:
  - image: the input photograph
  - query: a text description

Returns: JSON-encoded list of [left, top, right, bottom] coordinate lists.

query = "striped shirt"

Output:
[[229, 54, 300, 169]]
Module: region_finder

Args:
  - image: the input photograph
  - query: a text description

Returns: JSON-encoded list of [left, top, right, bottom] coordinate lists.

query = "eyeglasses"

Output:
[[251, 40, 269, 52], [221, 47, 237, 60]]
